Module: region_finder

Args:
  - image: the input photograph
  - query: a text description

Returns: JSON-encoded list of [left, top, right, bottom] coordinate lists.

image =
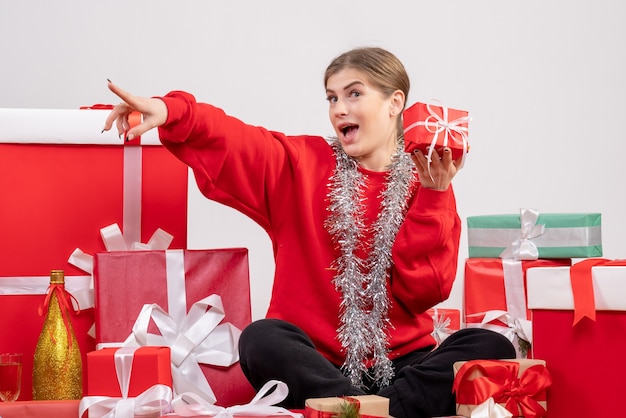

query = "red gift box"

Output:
[[453, 359, 551, 418], [93, 249, 255, 406], [463, 258, 570, 358], [403, 101, 469, 161], [0, 108, 188, 401], [464, 258, 571, 323], [86, 346, 172, 397], [527, 261, 626, 417]]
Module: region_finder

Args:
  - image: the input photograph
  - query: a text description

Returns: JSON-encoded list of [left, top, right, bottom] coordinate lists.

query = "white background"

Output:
[[2, 1, 624, 320]]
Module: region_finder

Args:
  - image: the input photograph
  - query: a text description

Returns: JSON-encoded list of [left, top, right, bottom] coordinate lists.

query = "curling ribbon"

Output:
[[453, 360, 551, 418], [403, 100, 469, 181], [78, 346, 173, 418], [570, 258, 626, 325], [499, 208, 546, 261], [171, 380, 303, 417]]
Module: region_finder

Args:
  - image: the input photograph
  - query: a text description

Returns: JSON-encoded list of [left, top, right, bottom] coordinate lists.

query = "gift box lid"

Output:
[[527, 264, 626, 311], [0, 107, 161, 145]]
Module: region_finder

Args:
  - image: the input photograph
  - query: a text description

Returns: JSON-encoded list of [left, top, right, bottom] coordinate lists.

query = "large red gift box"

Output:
[[402, 101, 469, 161], [0, 107, 188, 400], [93, 248, 255, 407], [527, 261, 626, 417], [464, 258, 570, 357], [86, 346, 172, 397]]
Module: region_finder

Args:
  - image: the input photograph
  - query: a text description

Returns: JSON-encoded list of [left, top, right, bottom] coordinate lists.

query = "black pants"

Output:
[[238, 318, 515, 418]]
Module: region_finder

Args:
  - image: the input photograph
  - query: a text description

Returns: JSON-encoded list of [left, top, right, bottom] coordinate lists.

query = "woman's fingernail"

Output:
[[126, 133, 134, 141], [101, 128, 105, 134], [107, 78, 112, 83]]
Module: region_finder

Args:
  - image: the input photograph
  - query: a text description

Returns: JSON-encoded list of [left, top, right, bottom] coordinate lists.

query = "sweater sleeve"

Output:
[[389, 185, 461, 313], [156, 90, 297, 232]]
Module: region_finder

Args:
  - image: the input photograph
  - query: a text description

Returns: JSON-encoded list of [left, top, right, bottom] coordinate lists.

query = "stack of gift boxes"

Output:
[[0, 107, 260, 417], [2, 104, 624, 418], [454, 208, 624, 417]]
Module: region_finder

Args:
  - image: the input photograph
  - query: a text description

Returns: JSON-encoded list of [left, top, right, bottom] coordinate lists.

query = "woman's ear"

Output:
[[389, 90, 405, 117]]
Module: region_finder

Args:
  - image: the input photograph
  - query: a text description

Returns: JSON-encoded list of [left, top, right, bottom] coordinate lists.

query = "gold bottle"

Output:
[[32, 269, 83, 399]]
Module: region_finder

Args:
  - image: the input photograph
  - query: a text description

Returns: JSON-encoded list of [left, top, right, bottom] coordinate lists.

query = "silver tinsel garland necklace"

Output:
[[325, 137, 416, 388]]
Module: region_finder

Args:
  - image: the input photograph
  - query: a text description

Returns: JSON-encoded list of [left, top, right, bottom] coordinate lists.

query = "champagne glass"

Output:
[[0, 353, 22, 402]]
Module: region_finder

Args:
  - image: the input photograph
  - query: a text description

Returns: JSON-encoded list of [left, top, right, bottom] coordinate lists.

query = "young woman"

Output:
[[104, 46, 514, 418]]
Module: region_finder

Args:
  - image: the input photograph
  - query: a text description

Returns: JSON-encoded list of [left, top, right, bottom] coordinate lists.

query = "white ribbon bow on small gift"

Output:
[[476, 310, 532, 345], [123, 294, 241, 404], [430, 308, 454, 345], [499, 208, 546, 261], [78, 346, 173, 418], [169, 379, 303, 418], [470, 397, 513, 418]]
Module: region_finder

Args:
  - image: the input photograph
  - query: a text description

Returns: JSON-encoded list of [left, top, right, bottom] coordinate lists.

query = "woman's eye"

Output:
[[326, 95, 338, 103], [349, 90, 361, 99]]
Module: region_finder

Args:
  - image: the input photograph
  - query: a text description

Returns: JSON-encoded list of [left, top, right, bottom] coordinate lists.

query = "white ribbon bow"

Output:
[[68, 222, 173, 310], [430, 308, 454, 345], [499, 208, 546, 260], [169, 380, 303, 418], [123, 295, 241, 404], [78, 346, 173, 418], [470, 397, 513, 418], [403, 100, 470, 180], [467, 310, 532, 358]]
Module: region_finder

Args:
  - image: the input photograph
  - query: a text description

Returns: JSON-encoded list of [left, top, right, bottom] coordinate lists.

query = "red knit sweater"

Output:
[[158, 91, 461, 367]]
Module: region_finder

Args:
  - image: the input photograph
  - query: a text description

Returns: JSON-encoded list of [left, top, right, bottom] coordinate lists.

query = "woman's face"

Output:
[[326, 67, 400, 172]]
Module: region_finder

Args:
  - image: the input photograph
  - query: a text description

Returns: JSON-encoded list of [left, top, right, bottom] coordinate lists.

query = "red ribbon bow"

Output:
[[453, 360, 551, 418], [38, 283, 81, 349]]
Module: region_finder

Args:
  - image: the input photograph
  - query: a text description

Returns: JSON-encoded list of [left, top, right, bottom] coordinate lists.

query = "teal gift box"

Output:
[[467, 209, 602, 259]]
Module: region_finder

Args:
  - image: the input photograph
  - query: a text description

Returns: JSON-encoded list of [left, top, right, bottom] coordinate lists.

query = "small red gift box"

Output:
[[86, 346, 172, 397], [527, 260, 626, 417], [93, 249, 255, 406], [426, 307, 461, 345], [403, 101, 469, 161], [0, 107, 188, 401], [453, 359, 551, 418]]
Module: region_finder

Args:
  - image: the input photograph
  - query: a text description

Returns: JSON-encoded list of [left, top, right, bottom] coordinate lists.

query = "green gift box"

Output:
[[467, 209, 602, 259]]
